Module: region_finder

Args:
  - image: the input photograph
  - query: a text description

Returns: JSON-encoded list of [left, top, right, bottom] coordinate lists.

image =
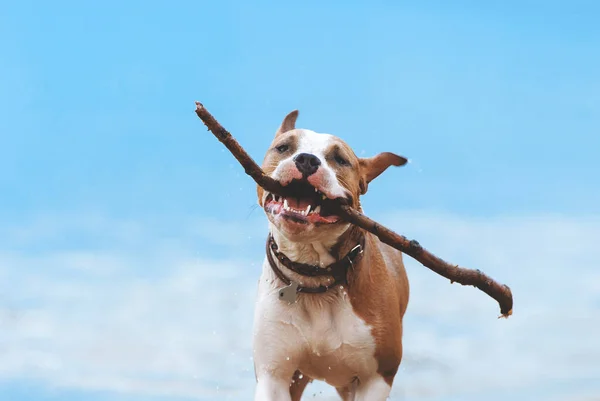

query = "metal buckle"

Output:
[[347, 244, 363, 266]]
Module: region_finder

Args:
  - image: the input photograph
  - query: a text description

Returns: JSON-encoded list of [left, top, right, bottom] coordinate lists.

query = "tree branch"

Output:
[[194, 101, 514, 318]]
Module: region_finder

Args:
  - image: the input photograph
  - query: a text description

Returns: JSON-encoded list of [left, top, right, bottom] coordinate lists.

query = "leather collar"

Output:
[[266, 233, 365, 294]]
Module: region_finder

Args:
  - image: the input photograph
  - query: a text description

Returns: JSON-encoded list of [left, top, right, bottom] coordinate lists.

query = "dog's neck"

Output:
[[269, 222, 363, 268]]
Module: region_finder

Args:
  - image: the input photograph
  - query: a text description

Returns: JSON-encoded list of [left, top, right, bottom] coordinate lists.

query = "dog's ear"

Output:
[[275, 110, 299, 137], [359, 152, 407, 194]]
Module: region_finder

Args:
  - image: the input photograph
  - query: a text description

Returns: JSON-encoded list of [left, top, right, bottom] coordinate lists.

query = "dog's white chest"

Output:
[[253, 261, 378, 388], [300, 295, 372, 355], [298, 296, 377, 383]]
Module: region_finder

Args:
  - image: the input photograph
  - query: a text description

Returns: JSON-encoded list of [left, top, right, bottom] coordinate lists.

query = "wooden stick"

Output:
[[194, 101, 514, 318]]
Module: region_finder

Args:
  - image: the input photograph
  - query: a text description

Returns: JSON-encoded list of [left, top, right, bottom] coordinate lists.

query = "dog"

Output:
[[253, 110, 410, 400]]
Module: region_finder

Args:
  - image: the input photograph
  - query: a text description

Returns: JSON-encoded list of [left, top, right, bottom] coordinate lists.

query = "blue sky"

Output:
[[1, 1, 599, 400]]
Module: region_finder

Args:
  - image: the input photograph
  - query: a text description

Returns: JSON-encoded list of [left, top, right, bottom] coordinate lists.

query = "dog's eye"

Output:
[[275, 144, 289, 153], [334, 155, 349, 166]]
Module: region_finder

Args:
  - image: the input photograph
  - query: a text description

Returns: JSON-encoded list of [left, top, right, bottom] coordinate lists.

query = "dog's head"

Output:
[[258, 110, 407, 242]]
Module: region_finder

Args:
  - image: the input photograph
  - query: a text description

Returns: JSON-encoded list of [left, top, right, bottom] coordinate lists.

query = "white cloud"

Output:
[[0, 211, 599, 400]]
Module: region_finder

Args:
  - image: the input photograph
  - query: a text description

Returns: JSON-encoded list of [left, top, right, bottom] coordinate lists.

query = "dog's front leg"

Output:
[[254, 373, 293, 401], [353, 376, 392, 401], [252, 326, 297, 401]]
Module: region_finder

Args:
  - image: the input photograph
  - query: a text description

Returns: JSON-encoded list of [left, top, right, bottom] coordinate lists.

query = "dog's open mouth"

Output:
[[264, 180, 343, 225]]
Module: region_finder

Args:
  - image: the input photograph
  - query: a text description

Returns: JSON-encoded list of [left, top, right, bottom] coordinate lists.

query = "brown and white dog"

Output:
[[253, 110, 410, 400]]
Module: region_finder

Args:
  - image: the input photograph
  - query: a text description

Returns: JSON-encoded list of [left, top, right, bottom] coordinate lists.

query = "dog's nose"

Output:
[[293, 153, 321, 176]]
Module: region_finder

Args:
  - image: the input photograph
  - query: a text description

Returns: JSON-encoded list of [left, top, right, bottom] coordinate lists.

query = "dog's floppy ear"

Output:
[[275, 110, 299, 137], [359, 152, 408, 194]]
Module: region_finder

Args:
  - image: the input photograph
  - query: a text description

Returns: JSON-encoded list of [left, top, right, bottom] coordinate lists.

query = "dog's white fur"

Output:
[[253, 265, 383, 399]]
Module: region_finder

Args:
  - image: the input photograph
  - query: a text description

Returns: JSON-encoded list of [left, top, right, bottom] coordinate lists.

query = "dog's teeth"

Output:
[[321, 194, 327, 200], [305, 205, 311, 215], [283, 199, 289, 210], [313, 205, 321, 214]]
